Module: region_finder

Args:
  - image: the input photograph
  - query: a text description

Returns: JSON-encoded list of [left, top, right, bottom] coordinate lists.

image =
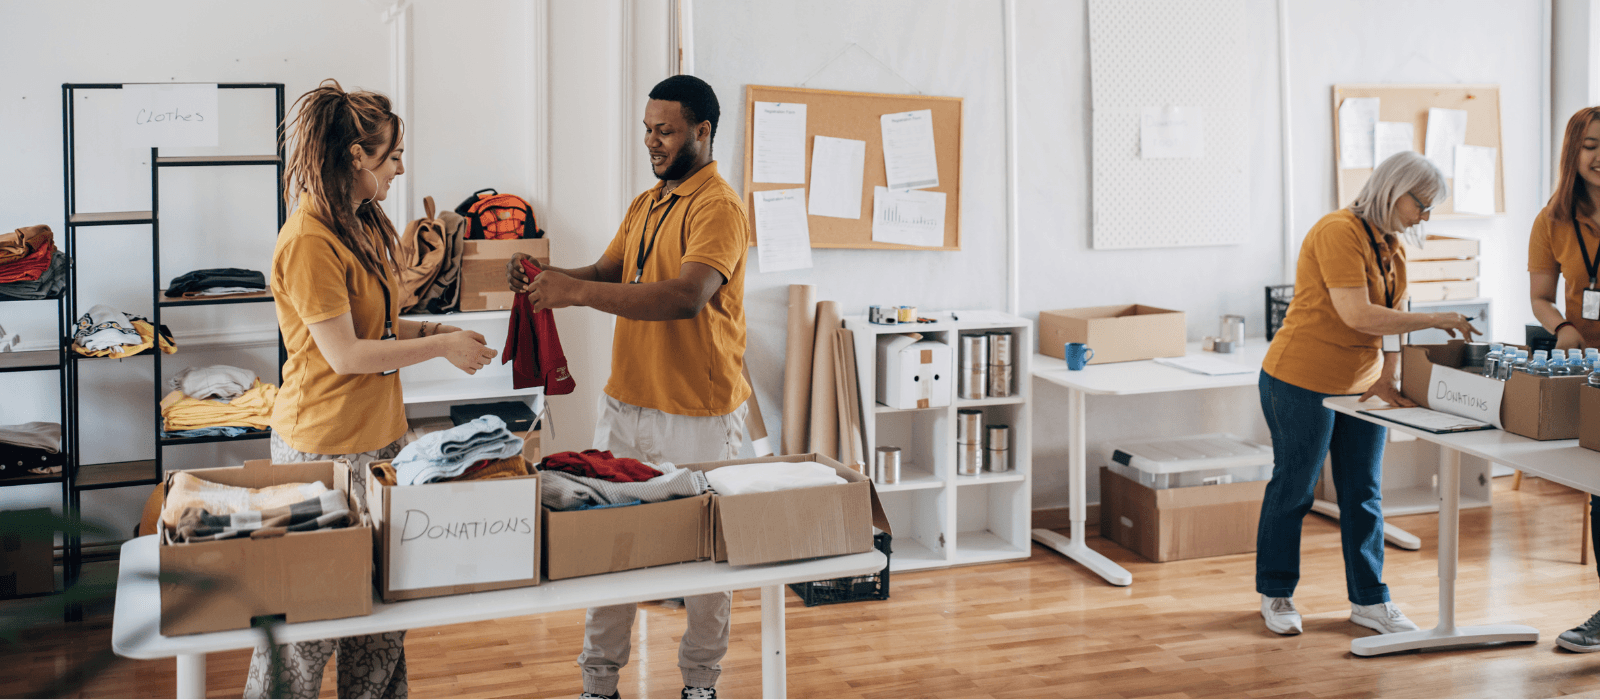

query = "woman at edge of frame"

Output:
[[245, 79, 496, 699], [1255, 150, 1478, 637], [1528, 105, 1600, 655]]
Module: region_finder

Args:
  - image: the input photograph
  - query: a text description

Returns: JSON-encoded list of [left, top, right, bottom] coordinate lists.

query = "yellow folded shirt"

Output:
[[160, 379, 277, 432]]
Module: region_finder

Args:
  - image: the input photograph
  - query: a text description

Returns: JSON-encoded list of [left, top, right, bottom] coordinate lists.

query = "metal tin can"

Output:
[[987, 447, 1010, 473], [874, 446, 901, 485], [957, 409, 984, 443], [988, 363, 1013, 397], [958, 441, 984, 476], [987, 332, 1013, 367], [985, 425, 1010, 472]]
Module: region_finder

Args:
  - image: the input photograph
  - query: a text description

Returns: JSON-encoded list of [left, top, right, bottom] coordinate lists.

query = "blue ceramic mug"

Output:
[[1065, 342, 1095, 370]]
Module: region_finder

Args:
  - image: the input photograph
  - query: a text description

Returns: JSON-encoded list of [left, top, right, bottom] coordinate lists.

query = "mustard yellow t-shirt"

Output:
[[601, 161, 751, 417], [270, 194, 407, 454], [1528, 203, 1600, 348], [1262, 209, 1408, 395]]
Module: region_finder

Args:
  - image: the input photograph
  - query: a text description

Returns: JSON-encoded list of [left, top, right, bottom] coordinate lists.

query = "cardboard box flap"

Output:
[[1152, 478, 1266, 508], [715, 483, 869, 566]]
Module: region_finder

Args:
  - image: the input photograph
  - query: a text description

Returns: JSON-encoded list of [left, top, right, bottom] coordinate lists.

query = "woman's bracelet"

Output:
[[1555, 320, 1575, 336]]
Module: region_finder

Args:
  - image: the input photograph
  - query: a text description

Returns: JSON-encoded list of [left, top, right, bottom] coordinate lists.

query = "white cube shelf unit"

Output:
[[844, 310, 1033, 572]]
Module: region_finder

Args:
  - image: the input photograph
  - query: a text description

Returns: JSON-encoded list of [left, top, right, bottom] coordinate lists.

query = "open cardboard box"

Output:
[[460, 238, 549, 311], [1401, 340, 1584, 440], [367, 459, 541, 602], [1099, 466, 1265, 562], [158, 460, 372, 636], [683, 453, 891, 567], [1037, 304, 1186, 364], [1581, 385, 1600, 452], [543, 493, 714, 581]]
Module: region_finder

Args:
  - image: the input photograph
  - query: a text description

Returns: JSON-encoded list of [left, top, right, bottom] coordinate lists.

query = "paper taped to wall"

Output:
[[122, 83, 219, 148], [1139, 106, 1204, 159]]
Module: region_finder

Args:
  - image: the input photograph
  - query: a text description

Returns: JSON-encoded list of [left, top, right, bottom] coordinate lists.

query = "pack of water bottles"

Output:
[[1480, 343, 1600, 386]]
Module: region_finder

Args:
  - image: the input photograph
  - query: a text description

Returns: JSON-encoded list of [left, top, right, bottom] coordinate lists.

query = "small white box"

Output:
[[875, 336, 952, 409]]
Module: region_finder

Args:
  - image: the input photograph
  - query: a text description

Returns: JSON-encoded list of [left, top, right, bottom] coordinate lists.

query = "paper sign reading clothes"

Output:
[[386, 483, 538, 590], [122, 83, 218, 148], [1424, 365, 1504, 429]]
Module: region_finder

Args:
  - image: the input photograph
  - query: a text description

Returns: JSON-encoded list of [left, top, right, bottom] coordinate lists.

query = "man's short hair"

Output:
[[649, 74, 720, 147]]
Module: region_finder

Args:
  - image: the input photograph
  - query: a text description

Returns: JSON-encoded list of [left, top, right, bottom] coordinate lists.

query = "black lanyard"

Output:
[[1573, 203, 1600, 289], [632, 196, 679, 284], [1358, 218, 1395, 309]]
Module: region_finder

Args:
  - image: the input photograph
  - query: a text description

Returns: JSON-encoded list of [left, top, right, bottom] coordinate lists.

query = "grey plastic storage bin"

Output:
[[1106, 433, 1273, 490]]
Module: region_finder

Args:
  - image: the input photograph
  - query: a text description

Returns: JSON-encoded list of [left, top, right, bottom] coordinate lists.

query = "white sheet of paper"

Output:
[[1372, 121, 1415, 168], [1139, 106, 1204, 159], [1337, 97, 1380, 169], [880, 109, 939, 190], [754, 188, 814, 273], [871, 186, 946, 247], [752, 102, 807, 184], [1425, 108, 1469, 174], [1363, 407, 1492, 432], [386, 480, 540, 590], [1453, 144, 1497, 215], [121, 83, 219, 148], [807, 136, 866, 219], [1152, 355, 1253, 376]]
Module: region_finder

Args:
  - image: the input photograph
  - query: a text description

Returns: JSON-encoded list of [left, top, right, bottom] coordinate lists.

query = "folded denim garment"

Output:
[[392, 415, 524, 486], [165, 268, 266, 297], [160, 426, 255, 439], [540, 462, 709, 511]]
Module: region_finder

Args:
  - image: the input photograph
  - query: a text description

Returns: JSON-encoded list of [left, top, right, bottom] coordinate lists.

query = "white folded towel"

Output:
[[704, 461, 846, 496]]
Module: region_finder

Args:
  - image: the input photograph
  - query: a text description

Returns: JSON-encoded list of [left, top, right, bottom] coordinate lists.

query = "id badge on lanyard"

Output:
[[1574, 203, 1600, 320], [1585, 286, 1600, 321], [379, 267, 399, 376]]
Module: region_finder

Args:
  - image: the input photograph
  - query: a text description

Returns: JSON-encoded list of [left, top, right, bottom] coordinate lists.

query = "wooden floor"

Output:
[[8, 476, 1600, 699]]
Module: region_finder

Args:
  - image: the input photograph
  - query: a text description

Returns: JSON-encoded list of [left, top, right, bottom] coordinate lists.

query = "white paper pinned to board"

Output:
[[871, 186, 945, 247], [1452, 144, 1497, 215], [880, 109, 939, 190], [807, 136, 866, 219], [1425, 108, 1468, 174], [121, 83, 218, 148], [1373, 121, 1415, 169], [752, 102, 807, 184], [754, 188, 814, 273], [1338, 97, 1379, 169]]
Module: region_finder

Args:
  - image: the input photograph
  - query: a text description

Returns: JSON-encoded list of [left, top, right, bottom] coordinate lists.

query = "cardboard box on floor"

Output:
[[1, 508, 54, 597], [684, 453, 891, 567], [158, 460, 371, 636], [1581, 385, 1600, 452], [1099, 466, 1265, 562], [1401, 340, 1584, 440], [407, 415, 541, 464], [459, 238, 549, 312], [543, 494, 715, 581], [367, 459, 541, 602], [1037, 305, 1186, 364]]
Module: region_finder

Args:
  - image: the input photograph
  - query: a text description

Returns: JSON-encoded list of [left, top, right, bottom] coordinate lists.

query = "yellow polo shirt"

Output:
[[601, 162, 751, 416], [1263, 209, 1407, 395], [270, 194, 407, 454], [1529, 203, 1600, 348]]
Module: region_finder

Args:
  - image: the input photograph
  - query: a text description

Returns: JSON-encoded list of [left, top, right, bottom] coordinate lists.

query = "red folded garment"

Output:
[[0, 242, 54, 284], [539, 450, 662, 483], [504, 259, 576, 395]]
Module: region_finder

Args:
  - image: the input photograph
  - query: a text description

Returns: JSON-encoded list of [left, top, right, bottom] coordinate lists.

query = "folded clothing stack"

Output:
[[160, 471, 349, 543], [371, 455, 531, 487], [0, 225, 65, 301], [391, 415, 525, 486], [160, 379, 276, 437], [540, 449, 663, 482], [0, 422, 64, 477], [165, 268, 267, 298], [703, 461, 847, 496], [538, 460, 709, 511], [70, 304, 177, 358], [170, 364, 258, 401]]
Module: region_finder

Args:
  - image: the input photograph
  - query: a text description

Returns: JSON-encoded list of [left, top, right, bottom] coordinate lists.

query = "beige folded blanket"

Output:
[[158, 471, 330, 530]]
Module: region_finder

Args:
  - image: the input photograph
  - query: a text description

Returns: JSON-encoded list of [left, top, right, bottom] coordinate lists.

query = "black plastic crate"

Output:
[[1265, 285, 1295, 341], [788, 532, 891, 606]]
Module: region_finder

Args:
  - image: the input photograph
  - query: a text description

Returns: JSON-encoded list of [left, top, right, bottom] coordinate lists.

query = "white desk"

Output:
[[1323, 395, 1595, 656], [1030, 342, 1269, 586], [111, 536, 887, 699]]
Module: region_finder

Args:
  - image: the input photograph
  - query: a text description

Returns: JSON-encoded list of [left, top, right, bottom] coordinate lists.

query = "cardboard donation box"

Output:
[[1401, 340, 1583, 440], [875, 335, 952, 409], [686, 453, 891, 567], [1099, 467, 1265, 562], [1, 508, 54, 597], [543, 494, 714, 581], [460, 238, 550, 311], [1581, 385, 1600, 452], [367, 459, 541, 602], [1038, 305, 1186, 364], [159, 460, 372, 636]]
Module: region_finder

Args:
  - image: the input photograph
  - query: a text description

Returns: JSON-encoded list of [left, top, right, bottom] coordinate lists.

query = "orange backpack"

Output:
[[454, 188, 543, 240]]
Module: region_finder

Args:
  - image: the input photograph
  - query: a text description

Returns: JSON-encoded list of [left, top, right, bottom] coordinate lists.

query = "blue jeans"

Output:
[[1256, 370, 1390, 605]]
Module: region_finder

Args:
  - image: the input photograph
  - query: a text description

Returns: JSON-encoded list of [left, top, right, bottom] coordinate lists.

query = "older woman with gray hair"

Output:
[[1255, 150, 1478, 637]]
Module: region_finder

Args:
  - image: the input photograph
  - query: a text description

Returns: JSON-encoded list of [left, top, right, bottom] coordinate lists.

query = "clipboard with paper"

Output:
[[1358, 406, 1494, 434]]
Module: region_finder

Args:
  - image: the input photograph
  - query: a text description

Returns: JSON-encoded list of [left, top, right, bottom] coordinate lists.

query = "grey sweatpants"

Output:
[[578, 394, 746, 696], [243, 434, 408, 699]]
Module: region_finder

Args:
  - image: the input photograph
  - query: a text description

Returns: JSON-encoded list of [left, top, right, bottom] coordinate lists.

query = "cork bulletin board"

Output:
[[742, 85, 963, 250], [1332, 84, 1504, 216]]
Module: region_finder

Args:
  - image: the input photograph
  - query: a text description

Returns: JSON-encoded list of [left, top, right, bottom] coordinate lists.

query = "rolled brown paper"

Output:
[[780, 284, 816, 454], [809, 300, 841, 460]]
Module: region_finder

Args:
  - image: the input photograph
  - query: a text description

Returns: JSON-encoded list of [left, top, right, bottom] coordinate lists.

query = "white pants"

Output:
[[578, 394, 746, 695]]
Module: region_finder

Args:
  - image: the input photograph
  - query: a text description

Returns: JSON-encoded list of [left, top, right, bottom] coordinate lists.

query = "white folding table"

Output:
[[1323, 395, 1600, 656], [111, 536, 886, 699]]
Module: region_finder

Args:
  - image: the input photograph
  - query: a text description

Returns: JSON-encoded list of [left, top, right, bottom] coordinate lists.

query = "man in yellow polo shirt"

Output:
[[507, 74, 748, 700]]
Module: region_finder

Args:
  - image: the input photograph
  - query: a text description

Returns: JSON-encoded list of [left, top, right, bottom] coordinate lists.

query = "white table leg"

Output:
[[1030, 387, 1133, 586], [1310, 499, 1422, 550], [175, 654, 205, 699], [1351, 447, 1538, 656], [760, 585, 786, 699]]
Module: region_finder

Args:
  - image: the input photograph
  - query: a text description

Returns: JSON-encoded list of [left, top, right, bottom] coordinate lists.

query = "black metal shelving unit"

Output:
[[0, 290, 71, 598], [61, 83, 286, 591]]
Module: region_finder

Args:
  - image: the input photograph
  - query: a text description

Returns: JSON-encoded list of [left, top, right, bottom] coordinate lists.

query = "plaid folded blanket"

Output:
[[172, 489, 349, 542], [541, 465, 708, 511]]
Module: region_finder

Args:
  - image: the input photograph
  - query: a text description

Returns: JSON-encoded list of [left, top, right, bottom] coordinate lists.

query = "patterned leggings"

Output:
[[243, 434, 408, 699]]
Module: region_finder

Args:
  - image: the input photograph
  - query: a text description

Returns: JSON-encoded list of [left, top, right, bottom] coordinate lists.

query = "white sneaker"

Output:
[[1351, 601, 1421, 634], [1261, 595, 1303, 635]]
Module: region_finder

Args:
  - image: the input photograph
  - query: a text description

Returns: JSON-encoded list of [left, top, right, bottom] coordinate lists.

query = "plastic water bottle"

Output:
[[1587, 348, 1599, 372], [1483, 343, 1504, 378], [1590, 361, 1600, 387], [1551, 349, 1570, 376], [1530, 350, 1550, 377], [1510, 350, 1530, 377]]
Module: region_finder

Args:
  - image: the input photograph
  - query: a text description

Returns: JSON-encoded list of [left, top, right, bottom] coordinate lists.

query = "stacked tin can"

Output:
[[986, 424, 1011, 472], [958, 333, 988, 400], [987, 331, 1013, 397], [957, 409, 984, 476]]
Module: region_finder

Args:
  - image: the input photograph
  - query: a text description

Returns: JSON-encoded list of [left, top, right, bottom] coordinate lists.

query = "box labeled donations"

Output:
[[158, 460, 372, 636], [1401, 340, 1584, 440], [367, 459, 541, 602], [1038, 304, 1185, 365]]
